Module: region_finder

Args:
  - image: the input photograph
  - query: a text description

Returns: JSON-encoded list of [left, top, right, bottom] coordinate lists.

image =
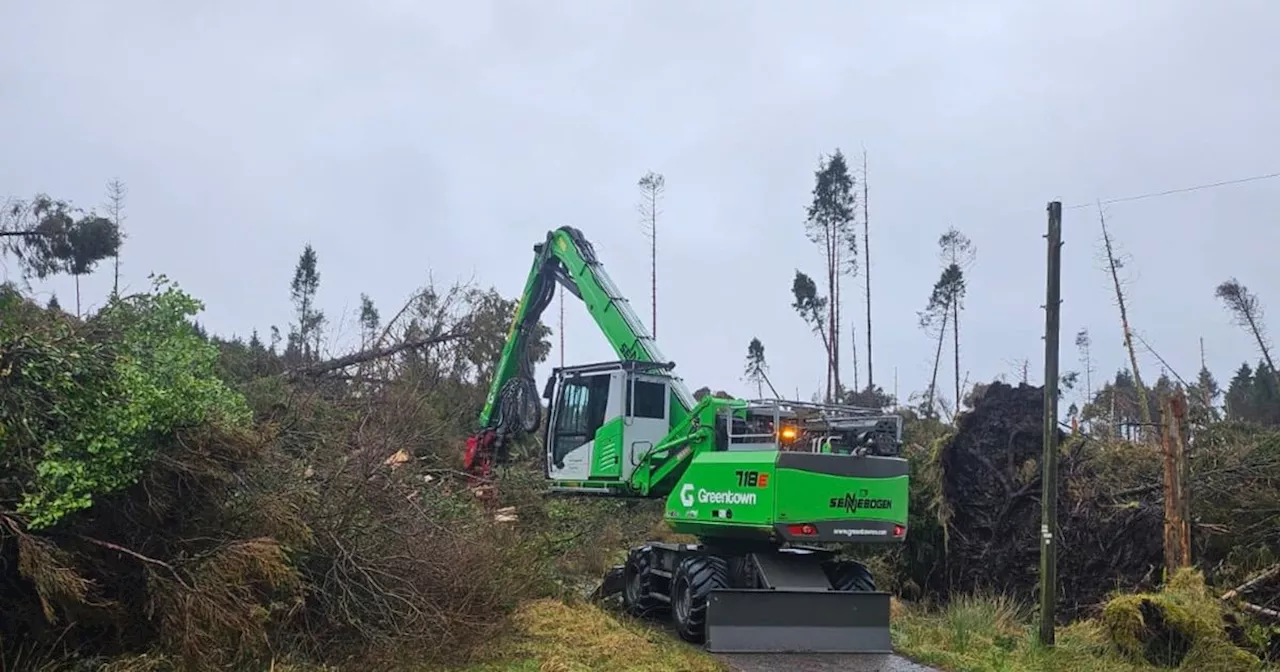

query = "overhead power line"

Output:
[[1066, 170, 1280, 210]]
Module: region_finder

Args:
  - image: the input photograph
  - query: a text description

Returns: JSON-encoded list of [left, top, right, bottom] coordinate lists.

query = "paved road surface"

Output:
[[719, 653, 939, 672]]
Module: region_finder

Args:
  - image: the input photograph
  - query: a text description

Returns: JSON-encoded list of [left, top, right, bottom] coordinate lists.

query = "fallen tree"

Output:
[[282, 329, 470, 380]]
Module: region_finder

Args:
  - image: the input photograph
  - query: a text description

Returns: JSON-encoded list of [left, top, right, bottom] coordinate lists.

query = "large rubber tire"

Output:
[[825, 559, 876, 592], [622, 547, 664, 617], [671, 554, 730, 643], [728, 555, 760, 589]]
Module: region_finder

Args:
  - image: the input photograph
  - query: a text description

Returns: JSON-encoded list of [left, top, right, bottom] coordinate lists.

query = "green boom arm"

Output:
[[464, 226, 695, 475]]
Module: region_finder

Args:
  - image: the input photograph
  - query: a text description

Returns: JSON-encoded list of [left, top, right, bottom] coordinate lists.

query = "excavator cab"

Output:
[[542, 360, 675, 484]]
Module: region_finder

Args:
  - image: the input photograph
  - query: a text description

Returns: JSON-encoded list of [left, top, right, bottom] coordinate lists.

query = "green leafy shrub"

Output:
[[0, 276, 249, 528]]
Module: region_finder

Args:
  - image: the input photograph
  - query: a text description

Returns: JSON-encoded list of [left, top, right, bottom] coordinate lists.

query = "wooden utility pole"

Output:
[[1160, 390, 1192, 570], [1039, 201, 1063, 647]]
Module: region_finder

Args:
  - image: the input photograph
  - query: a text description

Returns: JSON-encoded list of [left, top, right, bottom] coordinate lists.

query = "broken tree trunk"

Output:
[[1099, 207, 1153, 439], [1221, 564, 1280, 624], [283, 330, 469, 380]]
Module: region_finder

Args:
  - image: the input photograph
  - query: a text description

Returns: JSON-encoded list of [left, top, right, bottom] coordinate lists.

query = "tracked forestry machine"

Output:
[[463, 226, 910, 653]]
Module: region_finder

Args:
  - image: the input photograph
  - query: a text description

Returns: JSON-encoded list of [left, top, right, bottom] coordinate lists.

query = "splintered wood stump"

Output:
[[939, 382, 1165, 619]]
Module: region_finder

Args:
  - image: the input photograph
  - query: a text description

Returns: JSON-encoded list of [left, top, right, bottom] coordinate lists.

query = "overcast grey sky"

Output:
[[2, 1, 1278, 411]]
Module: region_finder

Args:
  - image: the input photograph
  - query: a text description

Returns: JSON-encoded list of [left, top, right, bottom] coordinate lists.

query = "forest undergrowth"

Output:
[[0, 278, 643, 671], [3, 276, 1280, 671]]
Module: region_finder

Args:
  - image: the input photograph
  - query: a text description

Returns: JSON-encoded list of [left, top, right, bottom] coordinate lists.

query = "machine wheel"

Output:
[[825, 558, 876, 592], [671, 554, 729, 643], [622, 547, 663, 617], [728, 555, 760, 589]]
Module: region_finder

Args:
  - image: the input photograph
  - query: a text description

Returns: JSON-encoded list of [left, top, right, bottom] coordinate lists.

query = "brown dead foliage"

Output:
[[13, 531, 93, 624], [0, 375, 556, 672], [0, 277, 576, 671], [0, 424, 297, 670], [146, 537, 301, 669], [286, 414, 553, 666]]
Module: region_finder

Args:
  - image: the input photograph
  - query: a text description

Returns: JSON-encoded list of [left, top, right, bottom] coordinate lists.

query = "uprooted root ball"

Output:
[[937, 381, 1165, 618], [1101, 569, 1260, 670]]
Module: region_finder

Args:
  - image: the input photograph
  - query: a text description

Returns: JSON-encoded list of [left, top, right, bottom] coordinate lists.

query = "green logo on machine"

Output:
[[679, 482, 758, 507]]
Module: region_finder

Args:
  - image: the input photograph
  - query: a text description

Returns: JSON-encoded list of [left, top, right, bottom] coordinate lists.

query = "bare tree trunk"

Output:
[[953, 290, 961, 406], [636, 172, 664, 340], [827, 228, 839, 402], [862, 149, 874, 390], [1082, 338, 1093, 432], [1100, 207, 1152, 435], [1199, 337, 1208, 407], [1110, 390, 1118, 438], [106, 179, 126, 297], [850, 316, 859, 394], [1083, 340, 1093, 404], [1242, 309, 1278, 374], [75, 275, 82, 318], [650, 189, 657, 339], [926, 302, 950, 417]]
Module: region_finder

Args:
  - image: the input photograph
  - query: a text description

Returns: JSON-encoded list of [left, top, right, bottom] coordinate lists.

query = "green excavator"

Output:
[[463, 226, 909, 653]]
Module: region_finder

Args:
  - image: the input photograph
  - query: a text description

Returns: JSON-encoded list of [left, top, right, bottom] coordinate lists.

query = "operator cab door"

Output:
[[622, 374, 670, 483], [546, 371, 623, 481]]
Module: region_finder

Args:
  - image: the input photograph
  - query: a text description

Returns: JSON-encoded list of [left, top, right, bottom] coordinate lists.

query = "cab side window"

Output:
[[626, 380, 666, 419]]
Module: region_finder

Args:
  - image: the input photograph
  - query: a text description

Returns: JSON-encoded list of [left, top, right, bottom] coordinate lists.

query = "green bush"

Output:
[[0, 276, 249, 528]]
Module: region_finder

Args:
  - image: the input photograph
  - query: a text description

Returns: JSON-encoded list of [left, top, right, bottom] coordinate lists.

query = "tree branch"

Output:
[[1220, 563, 1280, 602], [71, 534, 194, 590]]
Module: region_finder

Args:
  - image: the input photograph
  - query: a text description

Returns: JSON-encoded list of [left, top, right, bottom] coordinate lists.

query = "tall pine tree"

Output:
[[289, 244, 324, 363], [803, 150, 856, 402], [743, 337, 769, 398]]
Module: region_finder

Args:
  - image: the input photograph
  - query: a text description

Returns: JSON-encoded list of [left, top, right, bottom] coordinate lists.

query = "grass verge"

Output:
[[892, 572, 1269, 672], [449, 598, 726, 672], [893, 594, 1156, 672]]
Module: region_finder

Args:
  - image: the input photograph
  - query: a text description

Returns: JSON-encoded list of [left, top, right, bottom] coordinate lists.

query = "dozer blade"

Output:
[[704, 588, 892, 653]]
